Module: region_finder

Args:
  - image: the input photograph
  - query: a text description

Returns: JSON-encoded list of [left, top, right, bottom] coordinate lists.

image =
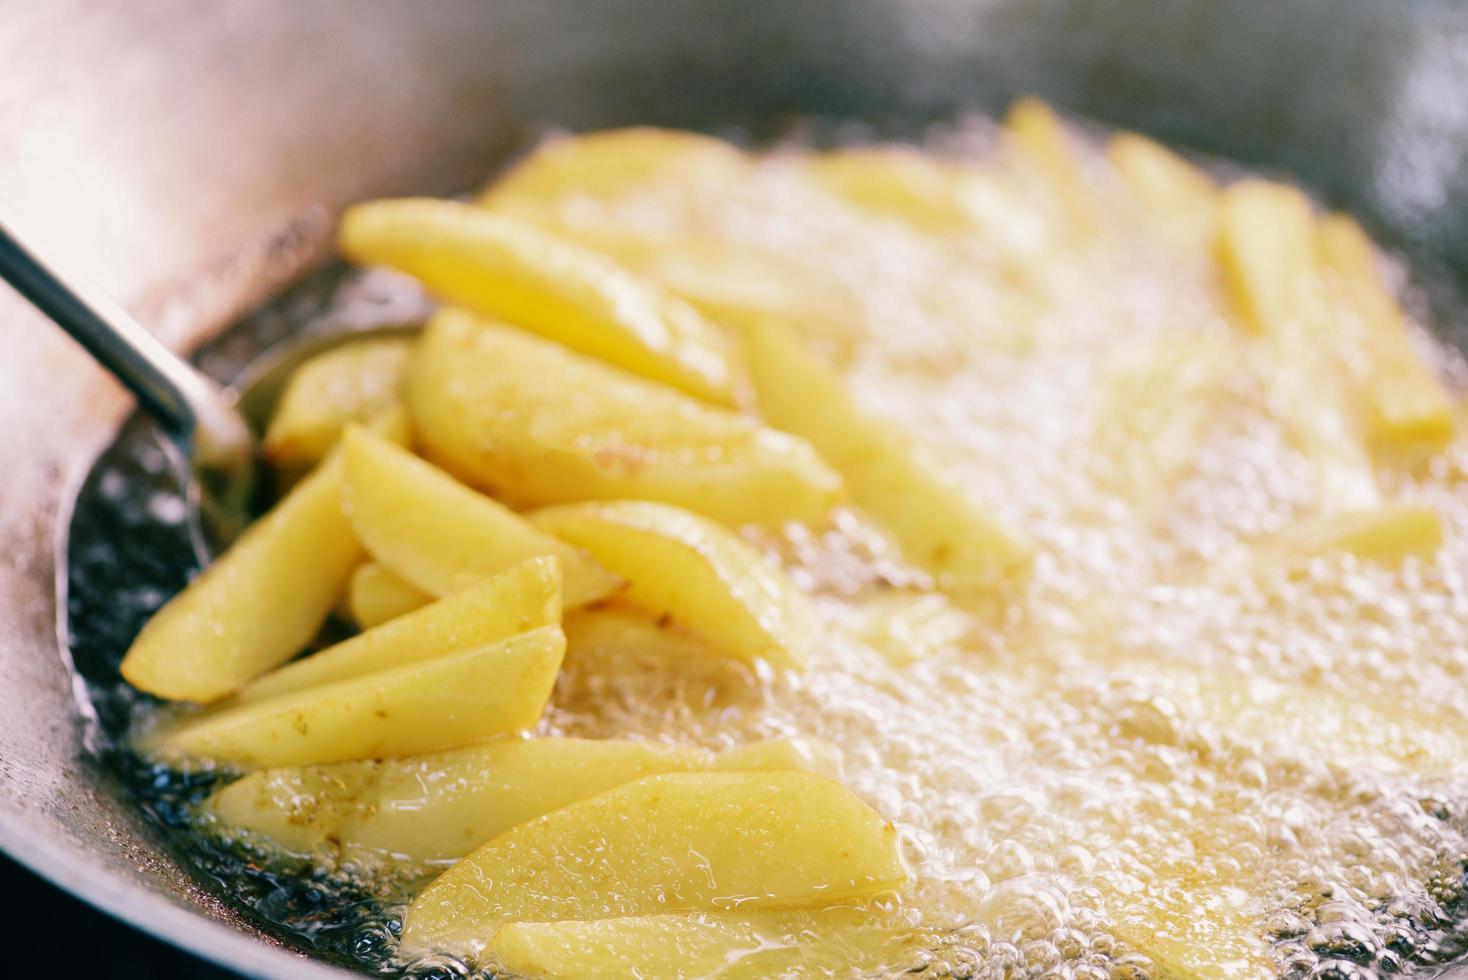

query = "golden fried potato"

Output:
[[1107, 132, 1218, 238], [120, 457, 362, 703], [533, 500, 821, 670], [1264, 504, 1442, 566], [340, 426, 620, 607], [263, 337, 412, 468], [345, 562, 431, 629], [1217, 180, 1380, 509], [238, 556, 561, 703], [141, 626, 565, 770], [743, 320, 1030, 589], [483, 127, 747, 207], [405, 310, 843, 525], [401, 771, 907, 955], [206, 734, 844, 864], [492, 910, 918, 980], [1002, 97, 1095, 238], [339, 198, 737, 404], [1317, 214, 1455, 457]]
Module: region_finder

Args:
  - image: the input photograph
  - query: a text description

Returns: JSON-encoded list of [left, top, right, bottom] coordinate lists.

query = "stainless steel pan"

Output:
[[3, 2, 1467, 976]]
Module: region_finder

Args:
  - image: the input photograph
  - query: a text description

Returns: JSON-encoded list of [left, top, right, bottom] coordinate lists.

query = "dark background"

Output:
[[1, 852, 235, 978]]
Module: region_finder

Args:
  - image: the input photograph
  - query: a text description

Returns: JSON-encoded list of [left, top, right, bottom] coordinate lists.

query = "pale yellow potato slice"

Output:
[[1317, 213, 1456, 456], [483, 127, 747, 206], [1002, 97, 1095, 238], [1107, 132, 1218, 237], [339, 426, 620, 607], [1262, 504, 1442, 567], [206, 734, 843, 864], [346, 562, 431, 629], [140, 626, 565, 770], [238, 556, 561, 703], [492, 910, 919, 980], [804, 147, 978, 234], [846, 590, 978, 667], [713, 736, 844, 781], [1092, 332, 1234, 508], [207, 738, 715, 863], [262, 337, 412, 468], [1217, 180, 1380, 510], [401, 771, 908, 956], [339, 198, 736, 404], [120, 457, 362, 703], [563, 603, 719, 662], [405, 310, 843, 525], [532, 500, 821, 670], [1103, 879, 1270, 980], [743, 320, 1031, 589]]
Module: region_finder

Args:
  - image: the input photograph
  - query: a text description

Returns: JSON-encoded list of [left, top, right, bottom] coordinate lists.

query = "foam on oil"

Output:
[[527, 118, 1468, 977]]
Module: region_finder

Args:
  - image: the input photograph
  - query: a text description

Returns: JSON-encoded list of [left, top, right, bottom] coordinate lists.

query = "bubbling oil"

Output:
[[522, 117, 1468, 977]]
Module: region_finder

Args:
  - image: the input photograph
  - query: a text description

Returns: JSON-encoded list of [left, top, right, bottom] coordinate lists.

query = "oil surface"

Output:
[[66, 115, 1468, 979]]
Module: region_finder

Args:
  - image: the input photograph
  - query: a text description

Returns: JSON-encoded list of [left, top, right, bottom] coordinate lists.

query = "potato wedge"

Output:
[[1107, 132, 1218, 237], [532, 501, 821, 670], [339, 198, 737, 404], [1317, 213, 1455, 456], [563, 603, 719, 662], [847, 590, 977, 667], [262, 337, 412, 467], [483, 127, 747, 207], [1217, 180, 1380, 509], [1262, 504, 1442, 567], [207, 738, 714, 863], [1092, 332, 1234, 507], [340, 426, 620, 607], [805, 147, 977, 234], [405, 310, 843, 525], [1002, 97, 1095, 238], [401, 771, 907, 955], [1103, 879, 1270, 980], [141, 626, 565, 769], [238, 556, 561, 703], [492, 910, 918, 980], [206, 734, 843, 864], [120, 458, 362, 703], [743, 320, 1031, 589], [346, 562, 431, 629], [713, 736, 844, 781]]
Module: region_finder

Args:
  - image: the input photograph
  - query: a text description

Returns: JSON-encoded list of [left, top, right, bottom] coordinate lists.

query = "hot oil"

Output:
[[525, 120, 1468, 977], [65, 116, 1468, 979]]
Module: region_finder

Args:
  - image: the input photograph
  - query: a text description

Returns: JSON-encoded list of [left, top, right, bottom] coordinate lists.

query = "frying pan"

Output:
[[2, 1, 1467, 976]]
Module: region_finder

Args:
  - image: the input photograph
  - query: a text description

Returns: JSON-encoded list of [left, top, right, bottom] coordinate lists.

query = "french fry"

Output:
[[1262, 504, 1442, 567], [340, 199, 738, 404], [743, 320, 1030, 589], [346, 562, 431, 629], [239, 556, 561, 703], [1107, 132, 1219, 238], [1217, 180, 1380, 510], [533, 500, 821, 671], [141, 626, 566, 770], [1317, 214, 1455, 457], [120, 457, 362, 703], [1002, 97, 1096, 239], [492, 910, 917, 980], [263, 337, 412, 468], [405, 310, 843, 526], [206, 735, 844, 864], [402, 771, 907, 955], [339, 426, 621, 607]]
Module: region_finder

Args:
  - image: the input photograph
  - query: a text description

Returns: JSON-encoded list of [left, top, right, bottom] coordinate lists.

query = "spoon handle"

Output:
[[0, 201, 250, 468]]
